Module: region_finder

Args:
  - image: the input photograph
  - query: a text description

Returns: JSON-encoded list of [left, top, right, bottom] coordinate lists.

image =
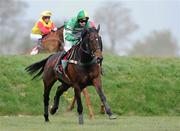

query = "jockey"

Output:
[[63, 9, 95, 51], [30, 11, 57, 55], [55, 9, 96, 74]]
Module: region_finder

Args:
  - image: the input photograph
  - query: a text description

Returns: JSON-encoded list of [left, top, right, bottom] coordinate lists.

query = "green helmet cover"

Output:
[[77, 10, 89, 20]]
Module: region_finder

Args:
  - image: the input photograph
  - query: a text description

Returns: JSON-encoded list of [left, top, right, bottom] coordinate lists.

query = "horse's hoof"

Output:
[[89, 114, 94, 120], [44, 114, 49, 122], [66, 106, 74, 112], [50, 106, 58, 115], [109, 114, 117, 120], [79, 114, 84, 125], [45, 119, 49, 122], [100, 105, 105, 114]]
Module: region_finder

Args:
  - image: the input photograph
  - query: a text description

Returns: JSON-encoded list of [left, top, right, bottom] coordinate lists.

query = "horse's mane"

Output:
[[42, 25, 64, 39], [88, 27, 97, 32], [57, 25, 64, 30], [81, 27, 98, 37]]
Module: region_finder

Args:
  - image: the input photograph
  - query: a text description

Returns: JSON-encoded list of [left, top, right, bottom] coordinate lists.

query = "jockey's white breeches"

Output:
[[30, 33, 42, 43], [63, 29, 73, 52]]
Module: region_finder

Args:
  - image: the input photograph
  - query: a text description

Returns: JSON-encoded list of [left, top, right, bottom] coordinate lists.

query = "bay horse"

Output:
[[30, 25, 99, 118], [29, 26, 64, 55], [25, 26, 116, 124], [38, 26, 64, 53]]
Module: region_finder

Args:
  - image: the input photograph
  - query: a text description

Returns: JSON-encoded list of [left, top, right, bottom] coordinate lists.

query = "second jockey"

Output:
[[30, 10, 57, 55], [55, 9, 96, 74]]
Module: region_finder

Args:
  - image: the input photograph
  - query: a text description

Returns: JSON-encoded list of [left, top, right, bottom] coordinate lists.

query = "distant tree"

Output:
[[94, 2, 138, 54], [127, 30, 179, 56], [0, 0, 28, 54]]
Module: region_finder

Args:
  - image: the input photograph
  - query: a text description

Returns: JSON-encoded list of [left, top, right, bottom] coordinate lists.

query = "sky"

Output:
[[20, 0, 180, 54]]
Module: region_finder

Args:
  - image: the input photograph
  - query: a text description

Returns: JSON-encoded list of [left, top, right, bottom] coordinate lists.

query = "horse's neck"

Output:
[[75, 43, 93, 64]]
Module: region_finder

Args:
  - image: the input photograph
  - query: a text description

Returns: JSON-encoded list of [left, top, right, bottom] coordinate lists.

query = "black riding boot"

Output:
[[101, 66, 105, 75], [37, 39, 44, 51], [100, 61, 105, 75], [54, 51, 66, 74]]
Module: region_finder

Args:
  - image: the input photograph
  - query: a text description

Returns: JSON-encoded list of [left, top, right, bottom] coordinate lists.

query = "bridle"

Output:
[[79, 29, 102, 58]]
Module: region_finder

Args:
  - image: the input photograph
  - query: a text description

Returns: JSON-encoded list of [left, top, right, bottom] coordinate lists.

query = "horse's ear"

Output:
[[97, 24, 100, 33]]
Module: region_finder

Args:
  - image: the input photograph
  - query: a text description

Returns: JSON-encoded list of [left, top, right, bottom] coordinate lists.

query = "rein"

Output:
[[67, 28, 102, 67], [68, 41, 98, 66], [68, 43, 97, 66], [68, 57, 97, 66], [79, 39, 90, 55], [42, 37, 61, 43]]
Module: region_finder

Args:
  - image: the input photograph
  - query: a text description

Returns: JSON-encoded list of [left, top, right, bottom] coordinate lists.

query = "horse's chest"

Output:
[[79, 71, 96, 84], [73, 65, 99, 84]]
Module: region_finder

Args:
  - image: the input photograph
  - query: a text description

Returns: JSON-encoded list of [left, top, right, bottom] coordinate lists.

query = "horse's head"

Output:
[[80, 25, 103, 64]]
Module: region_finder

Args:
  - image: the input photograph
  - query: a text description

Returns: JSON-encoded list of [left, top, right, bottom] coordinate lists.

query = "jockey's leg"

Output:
[[54, 30, 73, 74], [30, 33, 42, 45], [30, 33, 42, 55], [63, 28, 73, 52], [37, 38, 42, 47]]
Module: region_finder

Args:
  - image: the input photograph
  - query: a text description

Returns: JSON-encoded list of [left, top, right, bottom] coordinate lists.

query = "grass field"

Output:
[[1, 113, 179, 131], [0, 54, 180, 131], [0, 54, 179, 116]]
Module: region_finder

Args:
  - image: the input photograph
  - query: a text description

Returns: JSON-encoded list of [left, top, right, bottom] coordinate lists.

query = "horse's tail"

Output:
[[25, 55, 53, 80]]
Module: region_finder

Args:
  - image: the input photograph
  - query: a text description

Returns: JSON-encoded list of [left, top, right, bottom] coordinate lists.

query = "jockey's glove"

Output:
[[51, 28, 57, 32], [53, 27, 57, 31]]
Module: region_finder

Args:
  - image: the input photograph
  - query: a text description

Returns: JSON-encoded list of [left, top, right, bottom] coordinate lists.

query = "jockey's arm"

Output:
[[37, 22, 51, 35], [65, 29, 79, 44], [51, 22, 57, 31], [64, 17, 80, 42]]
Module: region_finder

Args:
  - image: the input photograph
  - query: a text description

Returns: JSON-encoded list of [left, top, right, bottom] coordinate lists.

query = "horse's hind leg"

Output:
[[50, 83, 70, 115], [67, 96, 76, 111], [43, 79, 56, 122], [82, 88, 94, 119]]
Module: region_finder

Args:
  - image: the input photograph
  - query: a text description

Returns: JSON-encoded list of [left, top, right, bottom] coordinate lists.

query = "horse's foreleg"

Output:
[[67, 88, 94, 119], [93, 78, 116, 119], [50, 83, 70, 115], [82, 88, 94, 119], [74, 86, 84, 124], [43, 77, 56, 122]]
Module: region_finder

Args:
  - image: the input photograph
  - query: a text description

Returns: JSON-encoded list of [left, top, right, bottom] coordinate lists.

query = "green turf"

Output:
[[0, 54, 180, 116], [0, 113, 179, 131]]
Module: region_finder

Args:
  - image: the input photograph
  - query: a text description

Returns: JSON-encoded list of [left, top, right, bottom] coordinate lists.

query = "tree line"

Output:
[[0, 0, 179, 56]]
